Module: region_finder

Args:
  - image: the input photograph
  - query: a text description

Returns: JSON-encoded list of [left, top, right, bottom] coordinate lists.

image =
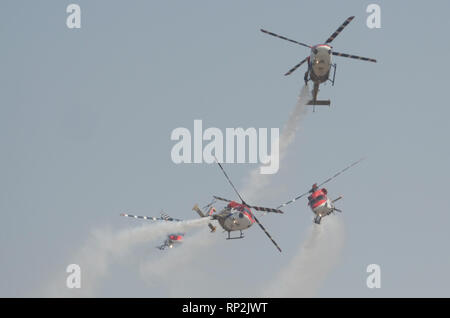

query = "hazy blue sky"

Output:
[[1, 0, 449, 297]]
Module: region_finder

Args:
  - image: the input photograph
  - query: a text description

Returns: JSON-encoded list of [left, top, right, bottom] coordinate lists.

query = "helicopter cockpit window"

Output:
[[310, 195, 325, 205]]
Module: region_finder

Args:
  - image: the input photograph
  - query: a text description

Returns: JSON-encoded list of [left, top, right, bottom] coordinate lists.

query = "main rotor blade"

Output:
[[284, 57, 308, 76], [253, 214, 282, 252], [325, 16, 355, 43], [120, 213, 182, 222], [317, 157, 365, 188], [261, 29, 311, 48], [276, 191, 310, 209], [213, 195, 232, 203], [202, 198, 217, 210], [276, 158, 366, 209], [332, 51, 377, 63], [250, 205, 284, 214], [215, 159, 246, 204]]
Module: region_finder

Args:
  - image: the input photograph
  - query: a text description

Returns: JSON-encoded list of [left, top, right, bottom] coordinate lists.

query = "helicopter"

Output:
[[277, 158, 365, 224], [157, 233, 185, 250], [261, 16, 377, 110], [120, 210, 215, 250], [194, 159, 284, 252]]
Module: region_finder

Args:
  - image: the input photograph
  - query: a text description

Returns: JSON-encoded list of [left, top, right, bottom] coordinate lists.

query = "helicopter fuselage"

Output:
[[309, 44, 332, 84], [308, 188, 336, 223], [213, 201, 255, 232]]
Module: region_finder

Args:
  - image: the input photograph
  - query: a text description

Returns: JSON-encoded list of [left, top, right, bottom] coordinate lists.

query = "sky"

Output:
[[1, 0, 450, 297]]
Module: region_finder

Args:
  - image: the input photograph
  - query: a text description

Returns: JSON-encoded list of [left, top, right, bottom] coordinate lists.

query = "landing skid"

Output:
[[328, 63, 337, 86], [226, 231, 244, 240], [314, 215, 322, 224]]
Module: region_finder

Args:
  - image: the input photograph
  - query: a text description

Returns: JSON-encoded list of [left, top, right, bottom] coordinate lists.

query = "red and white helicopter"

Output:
[[120, 210, 214, 250], [277, 158, 365, 224], [157, 233, 184, 250], [197, 159, 284, 252], [261, 16, 377, 110]]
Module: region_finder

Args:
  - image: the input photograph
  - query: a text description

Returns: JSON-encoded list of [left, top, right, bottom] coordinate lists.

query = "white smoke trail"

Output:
[[42, 218, 210, 297], [263, 214, 345, 297], [242, 84, 310, 202], [277, 84, 311, 160], [138, 227, 221, 297]]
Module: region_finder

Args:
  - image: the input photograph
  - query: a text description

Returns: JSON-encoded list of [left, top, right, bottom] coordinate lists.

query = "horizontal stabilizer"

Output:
[[208, 223, 217, 232], [192, 204, 206, 218], [307, 100, 331, 106], [193, 204, 217, 233]]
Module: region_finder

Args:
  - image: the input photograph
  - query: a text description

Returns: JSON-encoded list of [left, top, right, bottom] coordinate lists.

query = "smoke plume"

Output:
[[138, 227, 221, 297], [42, 218, 210, 297], [242, 84, 310, 202], [263, 214, 345, 297]]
